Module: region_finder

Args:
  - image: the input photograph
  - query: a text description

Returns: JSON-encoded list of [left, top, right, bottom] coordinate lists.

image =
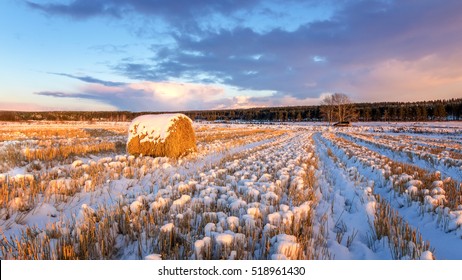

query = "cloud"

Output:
[[26, 0, 334, 35], [26, 0, 260, 26], [26, 0, 122, 19], [35, 91, 75, 98], [342, 55, 462, 102], [34, 81, 230, 111], [34, 80, 328, 111], [112, 0, 462, 102], [28, 0, 462, 106], [35, 90, 111, 100], [49, 72, 127, 87]]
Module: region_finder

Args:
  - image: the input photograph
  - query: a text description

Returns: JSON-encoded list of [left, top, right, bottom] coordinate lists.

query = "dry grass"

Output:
[[0, 122, 127, 141], [0, 122, 127, 173], [194, 128, 287, 156], [0, 127, 89, 142], [373, 195, 433, 259], [1, 153, 164, 214], [197, 128, 276, 143], [0, 207, 118, 260], [0, 144, 24, 173], [24, 142, 120, 162]]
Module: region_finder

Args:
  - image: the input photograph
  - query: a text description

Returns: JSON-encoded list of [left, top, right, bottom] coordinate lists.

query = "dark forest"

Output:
[[1, 98, 460, 122]]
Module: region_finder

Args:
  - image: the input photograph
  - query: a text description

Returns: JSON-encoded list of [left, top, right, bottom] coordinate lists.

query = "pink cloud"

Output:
[[335, 54, 462, 102]]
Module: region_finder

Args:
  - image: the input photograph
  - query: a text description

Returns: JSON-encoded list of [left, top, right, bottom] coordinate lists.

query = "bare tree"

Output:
[[333, 93, 357, 122], [320, 93, 357, 124], [320, 95, 335, 125]]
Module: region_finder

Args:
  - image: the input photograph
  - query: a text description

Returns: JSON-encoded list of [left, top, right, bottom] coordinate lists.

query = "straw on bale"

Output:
[[127, 113, 197, 158]]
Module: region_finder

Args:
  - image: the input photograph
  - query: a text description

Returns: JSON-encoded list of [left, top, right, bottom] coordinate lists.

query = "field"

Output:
[[0, 121, 461, 260]]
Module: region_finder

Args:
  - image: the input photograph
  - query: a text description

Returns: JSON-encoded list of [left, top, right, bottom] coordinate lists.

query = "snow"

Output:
[[247, 207, 261, 219], [1, 120, 461, 260], [145, 254, 162, 260], [226, 216, 239, 231], [128, 113, 191, 144], [271, 234, 299, 259], [194, 240, 205, 258], [150, 197, 169, 211], [258, 173, 272, 182], [160, 223, 174, 232], [129, 200, 143, 214], [204, 223, 216, 236], [71, 160, 83, 168], [267, 212, 281, 225], [215, 233, 234, 246], [271, 254, 288, 260], [319, 129, 462, 259], [408, 180, 423, 188], [420, 251, 434, 260], [171, 194, 191, 209], [407, 185, 419, 195]]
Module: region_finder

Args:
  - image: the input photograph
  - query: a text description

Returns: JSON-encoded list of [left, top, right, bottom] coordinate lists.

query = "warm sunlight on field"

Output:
[[1, 121, 461, 260]]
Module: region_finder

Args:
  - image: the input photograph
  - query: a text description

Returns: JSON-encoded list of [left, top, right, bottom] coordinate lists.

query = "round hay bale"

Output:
[[127, 113, 197, 158]]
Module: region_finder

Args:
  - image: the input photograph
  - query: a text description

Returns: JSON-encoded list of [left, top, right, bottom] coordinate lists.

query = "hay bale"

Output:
[[127, 113, 197, 158]]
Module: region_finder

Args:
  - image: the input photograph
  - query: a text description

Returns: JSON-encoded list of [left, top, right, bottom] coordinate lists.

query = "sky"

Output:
[[1, 0, 461, 111]]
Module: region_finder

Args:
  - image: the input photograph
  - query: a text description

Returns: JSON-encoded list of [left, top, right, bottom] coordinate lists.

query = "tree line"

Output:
[[0, 98, 460, 122]]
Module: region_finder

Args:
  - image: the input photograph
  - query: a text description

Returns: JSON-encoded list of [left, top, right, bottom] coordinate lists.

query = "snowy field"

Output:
[[0, 121, 461, 260]]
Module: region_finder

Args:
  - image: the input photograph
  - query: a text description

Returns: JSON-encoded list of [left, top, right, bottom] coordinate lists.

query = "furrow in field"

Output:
[[316, 133, 434, 259], [321, 132, 462, 259], [313, 133, 381, 259], [338, 132, 462, 182]]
